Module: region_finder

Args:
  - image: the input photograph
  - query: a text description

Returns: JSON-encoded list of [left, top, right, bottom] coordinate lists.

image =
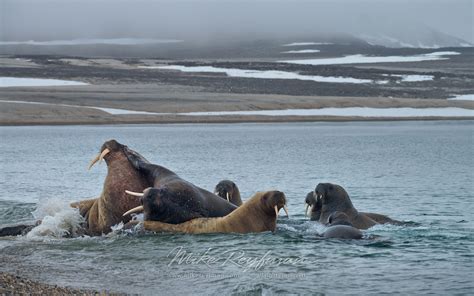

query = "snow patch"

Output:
[[149, 65, 373, 84], [279, 51, 460, 66], [448, 94, 474, 101], [0, 38, 182, 46], [0, 77, 88, 87], [281, 49, 320, 54], [174, 107, 474, 118], [283, 42, 332, 46]]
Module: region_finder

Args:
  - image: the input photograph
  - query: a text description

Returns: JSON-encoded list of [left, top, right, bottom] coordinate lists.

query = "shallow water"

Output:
[[0, 121, 473, 295]]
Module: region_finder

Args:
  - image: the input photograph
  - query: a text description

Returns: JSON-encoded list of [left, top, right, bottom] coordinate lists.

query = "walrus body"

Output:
[[214, 180, 243, 206], [314, 183, 403, 230], [122, 148, 237, 221], [70, 140, 150, 235], [321, 212, 363, 239], [144, 191, 287, 234]]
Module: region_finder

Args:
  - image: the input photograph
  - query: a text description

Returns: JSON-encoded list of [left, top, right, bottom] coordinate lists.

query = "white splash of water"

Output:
[[26, 198, 85, 240]]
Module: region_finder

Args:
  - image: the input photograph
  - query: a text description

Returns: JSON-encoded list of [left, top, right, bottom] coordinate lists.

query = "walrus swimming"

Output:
[[214, 180, 243, 206], [122, 148, 237, 219], [314, 183, 404, 230], [305, 191, 321, 221], [70, 139, 150, 235], [143, 191, 289, 234], [319, 212, 363, 239], [123, 184, 237, 224]]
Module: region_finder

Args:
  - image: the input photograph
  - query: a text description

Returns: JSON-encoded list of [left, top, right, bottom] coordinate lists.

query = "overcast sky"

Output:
[[1, 0, 472, 43]]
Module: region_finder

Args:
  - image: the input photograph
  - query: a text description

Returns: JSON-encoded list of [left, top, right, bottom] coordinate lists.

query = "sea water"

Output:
[[0, 121, 473, 295]]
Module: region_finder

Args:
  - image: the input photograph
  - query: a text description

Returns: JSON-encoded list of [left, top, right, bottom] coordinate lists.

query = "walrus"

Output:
[[0, 140, 149, 237], [142, 191, 289, 234], [214, 180, 243, 206], [123, 184, 237, 224], [319, 212, 363, 239], [69, 139, 150, 235], [121, 148, 237, 219], [304, 191, 321, 221], [314, 183, 404, 230]]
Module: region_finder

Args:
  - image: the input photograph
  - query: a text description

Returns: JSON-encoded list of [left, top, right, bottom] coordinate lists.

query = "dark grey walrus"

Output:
[[313, 183, 405, 230], [214, 180, 243, 206], [320, 212, 363, 239], [122, 148, 237, 222]]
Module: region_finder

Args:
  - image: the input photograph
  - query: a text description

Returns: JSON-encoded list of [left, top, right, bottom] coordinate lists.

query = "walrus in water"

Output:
[[214, 180, 243, 206], [305, 191, 321, 221], [122, 149, 237, 220], [314, 183, 404, 230], [320, 212, 363, 239], [123, 184, 237, 223], [142, 191, 289, 234], [69, 139, 150, 235]]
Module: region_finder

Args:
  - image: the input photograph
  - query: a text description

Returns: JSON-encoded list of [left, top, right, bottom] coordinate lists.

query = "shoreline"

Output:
[[1, 116, 473, 126], [0, 272, 122, 295]]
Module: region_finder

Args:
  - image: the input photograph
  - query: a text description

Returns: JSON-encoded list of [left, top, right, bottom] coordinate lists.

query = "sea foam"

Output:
[[26, 198, 85, 240]]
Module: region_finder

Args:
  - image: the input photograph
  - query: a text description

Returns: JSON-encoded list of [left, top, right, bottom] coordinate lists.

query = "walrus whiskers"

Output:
[[123, 205, 144, 216], [125, 190, 144, 197]]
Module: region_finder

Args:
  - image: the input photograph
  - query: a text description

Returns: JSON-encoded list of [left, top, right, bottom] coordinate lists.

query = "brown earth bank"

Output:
[[0, 272, 123, 295], [1, 49, 473, 125]]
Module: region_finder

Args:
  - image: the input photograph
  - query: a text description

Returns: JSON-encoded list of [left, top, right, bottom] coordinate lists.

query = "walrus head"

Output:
[[214, 180, 242, 206], [314, 183, 356, 222], [304, 191, 321, 221], [260, 191, 289, 218], [123, 187, 206, 224], [326, 211, 353, 227], [88, 139, 131, 170]]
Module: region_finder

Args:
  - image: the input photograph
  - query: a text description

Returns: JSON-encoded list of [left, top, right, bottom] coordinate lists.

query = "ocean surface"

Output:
[[0, 121, 473, 295]]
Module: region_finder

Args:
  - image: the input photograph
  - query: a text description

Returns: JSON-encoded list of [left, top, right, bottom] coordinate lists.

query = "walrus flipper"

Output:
[[0, 223, 36, 237]]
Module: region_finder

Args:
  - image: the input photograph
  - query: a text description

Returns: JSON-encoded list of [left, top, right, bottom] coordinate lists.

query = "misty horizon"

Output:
[[1, 0, 472, 45]]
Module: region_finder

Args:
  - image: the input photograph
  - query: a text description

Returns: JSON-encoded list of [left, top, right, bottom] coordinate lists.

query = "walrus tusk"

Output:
[[87, 148, 111, 170], [274, 205, 279, 217], [98, 148, 110, 164], [283, 205, 289, 217], [123, 205, 144, 216], [226, 192, 230, 202], [125, 190, 144, 197], [305, 204, 309, 217], [88, 153, 101, 170]]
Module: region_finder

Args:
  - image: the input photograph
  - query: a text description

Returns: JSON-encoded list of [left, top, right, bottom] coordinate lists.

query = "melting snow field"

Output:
[[147, 65, 373, 84], [448, 94, 474, 101], [281, 49, 321, 54], [283, 42, 333, 46], [1, 100, 472, 118], [0, 100, 159, 115], [0, 77, 88, 87], [0, 38, 182, 46], [175, 107, 474, 118], [280, 51, 460, 65], [382, 74, 435, 82]]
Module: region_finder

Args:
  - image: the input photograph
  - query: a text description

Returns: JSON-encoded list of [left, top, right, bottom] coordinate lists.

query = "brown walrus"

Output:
[[0, 139, 149, 237], [70, 140, 150, 235], [143, 191, 289, 234], [122, 148, 237, 219], [314, 183, 404, 230], [214, 180, 243, 206]]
